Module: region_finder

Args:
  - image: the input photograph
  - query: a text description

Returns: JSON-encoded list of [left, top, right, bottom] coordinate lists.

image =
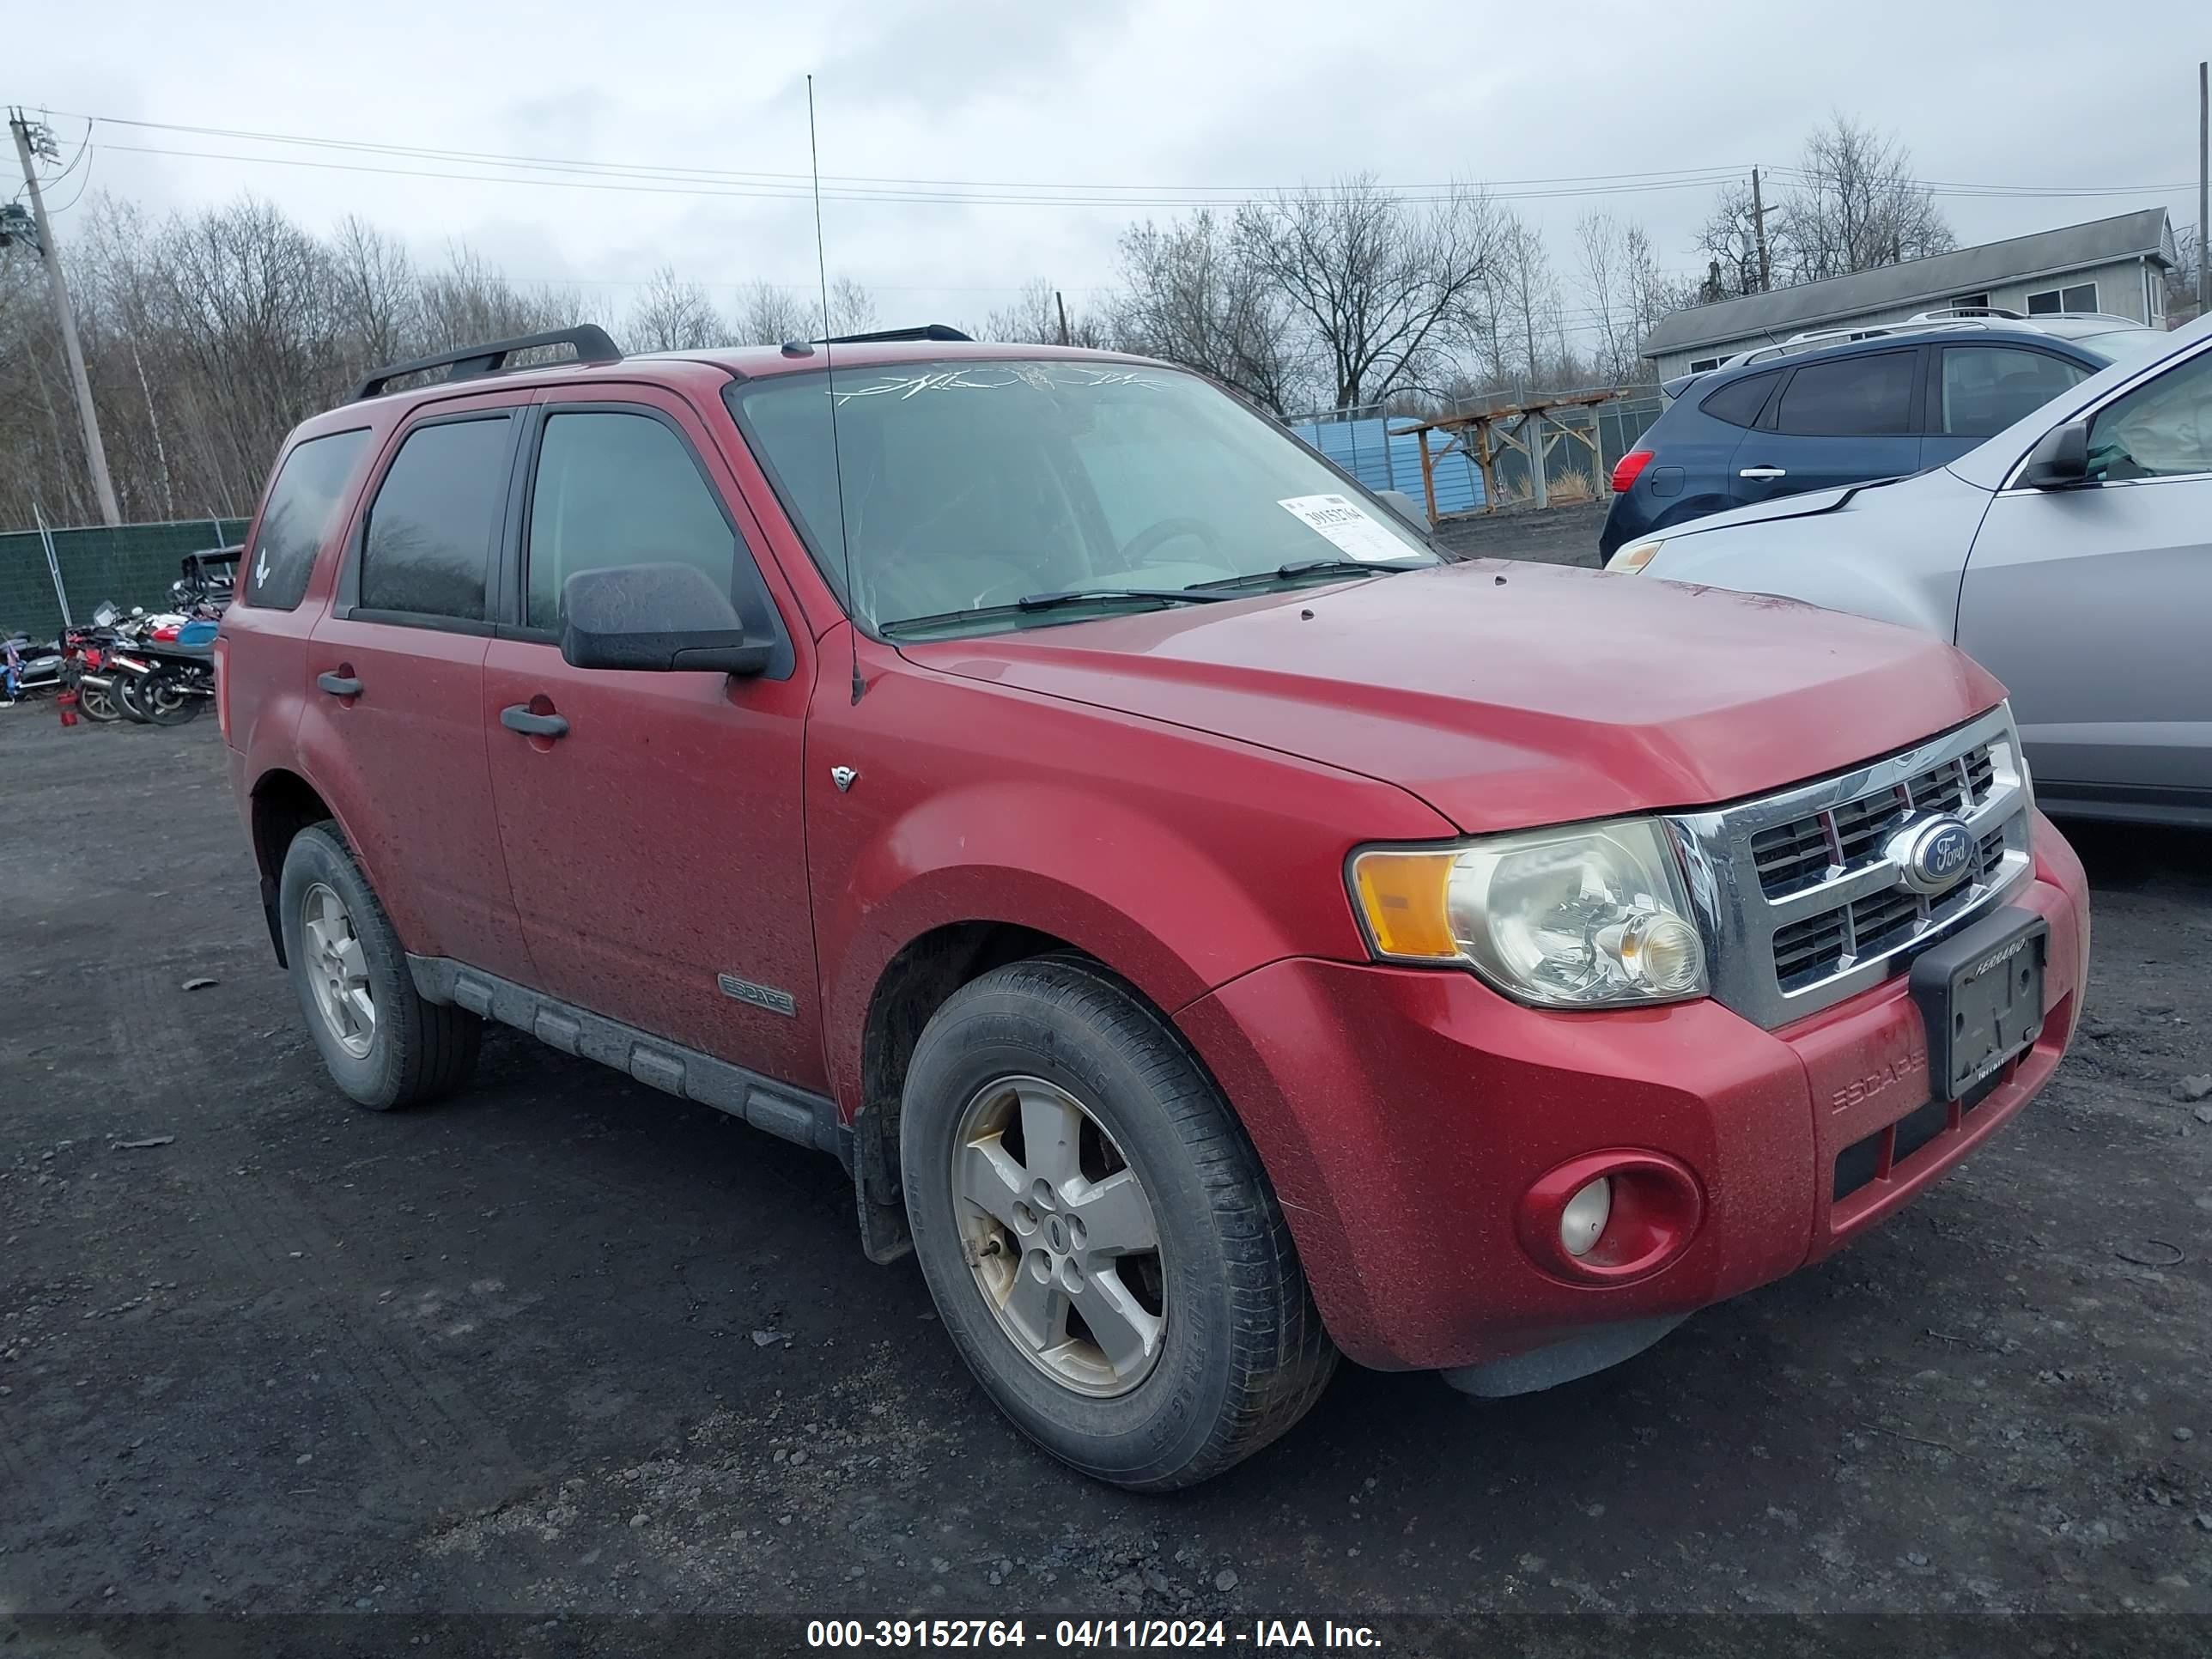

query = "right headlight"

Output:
[[1348, 817, 1709, 1010], [1607, 538, 1664, 574]]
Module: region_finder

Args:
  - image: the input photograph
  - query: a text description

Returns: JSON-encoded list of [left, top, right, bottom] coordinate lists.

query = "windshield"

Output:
[[2078, 327, 2170, 365], [727, 359, 1440, 638]]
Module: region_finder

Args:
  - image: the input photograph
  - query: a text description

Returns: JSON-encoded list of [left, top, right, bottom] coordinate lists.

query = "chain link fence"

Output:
[[1288, 389, 1665, 515]]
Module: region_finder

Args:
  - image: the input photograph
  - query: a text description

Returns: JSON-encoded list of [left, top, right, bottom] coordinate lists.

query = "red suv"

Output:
[[218, 323, 2091, 1489]]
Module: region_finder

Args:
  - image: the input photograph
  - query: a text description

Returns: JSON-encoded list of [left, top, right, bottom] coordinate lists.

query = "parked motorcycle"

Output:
[[107, 617, 215, 727], [61, 603, 130, 723]]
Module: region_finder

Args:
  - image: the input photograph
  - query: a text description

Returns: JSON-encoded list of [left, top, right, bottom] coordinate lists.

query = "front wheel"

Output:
[[76, 679, 121, 722], [901, 956, 1337, 1490]]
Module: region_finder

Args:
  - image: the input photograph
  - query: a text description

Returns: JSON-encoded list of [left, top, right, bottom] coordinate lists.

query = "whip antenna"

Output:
[[806, 75, 865, 706]]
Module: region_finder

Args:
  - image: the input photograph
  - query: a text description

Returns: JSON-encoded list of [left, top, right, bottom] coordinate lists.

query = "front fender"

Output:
[[1643, 472, 1992, 642], [806, 645, 1455, 1115]]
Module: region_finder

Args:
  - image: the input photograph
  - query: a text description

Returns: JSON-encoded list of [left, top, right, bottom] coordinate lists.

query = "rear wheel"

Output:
[[142, 677, 204, 726], [901, 956, 1336, 1489], [114, 677, 149, 723], [278, 824, 481, 1110]]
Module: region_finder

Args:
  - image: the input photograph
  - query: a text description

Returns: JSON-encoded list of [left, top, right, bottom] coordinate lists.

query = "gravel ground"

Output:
[[3, 699, 2209, 1633], [1432, 501, 1607, 568]]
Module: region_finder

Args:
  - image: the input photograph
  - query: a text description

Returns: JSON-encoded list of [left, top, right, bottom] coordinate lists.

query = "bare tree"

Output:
[[329, 215, 421, 372], [1775, 114, 1953, 283], [1576, 212, 1650, 384], [1692, 179, 1765, 302], [980, 277, 1108, 347], [1488, 210, 1559, 390], [827, 276, 878, 337], [625, 264, 727, 351], [1112, 211, 1303, 412], [730, 281, 814, 345], [1235, 174, 1502, 410]]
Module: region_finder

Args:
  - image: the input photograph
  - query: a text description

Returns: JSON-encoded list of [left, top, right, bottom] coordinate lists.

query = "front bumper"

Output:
[[1175, 811, 2089, 1373]]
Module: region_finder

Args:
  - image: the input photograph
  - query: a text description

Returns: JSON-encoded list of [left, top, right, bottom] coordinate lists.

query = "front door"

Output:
[[303, 397, 535, 981], [481, 386, 824, 1090], [1957, 338, 2212, 808], [1729, 347, 1924, 507]]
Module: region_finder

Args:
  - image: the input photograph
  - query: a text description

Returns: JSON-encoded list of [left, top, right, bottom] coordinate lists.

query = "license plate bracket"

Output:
[[1908, 906, 2049, 1101]]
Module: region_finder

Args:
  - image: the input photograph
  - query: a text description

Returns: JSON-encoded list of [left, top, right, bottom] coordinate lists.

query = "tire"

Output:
[[277, 823, 481, 1111], [142, 678, 204, 726], [115, 677, 150, 723], [901, 955, 1337, 1490], [76, 680, 121, 722]]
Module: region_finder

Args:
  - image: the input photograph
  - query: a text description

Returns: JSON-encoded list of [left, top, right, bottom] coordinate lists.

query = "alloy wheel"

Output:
[[301, 881, 375, 1059], [951, 1075, 1167, 1397]]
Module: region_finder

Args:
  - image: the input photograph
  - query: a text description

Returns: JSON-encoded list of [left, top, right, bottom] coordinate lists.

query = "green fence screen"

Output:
[[1, 517, 252, 641]]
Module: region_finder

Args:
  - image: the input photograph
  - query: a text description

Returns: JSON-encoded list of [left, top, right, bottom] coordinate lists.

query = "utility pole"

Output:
[[9, 108, 119, 526], [1751, 166, 1772, 294], [2199, 61, 2209, 314], [1054, 289, 1070, 347]]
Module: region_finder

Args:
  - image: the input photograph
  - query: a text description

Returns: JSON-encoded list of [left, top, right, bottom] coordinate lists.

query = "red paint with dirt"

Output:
[[216, 339, 2092, 1375]]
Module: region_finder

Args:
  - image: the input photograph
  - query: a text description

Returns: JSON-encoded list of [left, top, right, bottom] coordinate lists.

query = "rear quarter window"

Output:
[[239, 429, 372, 611], [1699, 371, 1781, 428]]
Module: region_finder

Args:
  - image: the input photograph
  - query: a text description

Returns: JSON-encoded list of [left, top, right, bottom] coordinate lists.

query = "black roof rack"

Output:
[[351, 324, 623, 403], [814, 323, 973, 345]]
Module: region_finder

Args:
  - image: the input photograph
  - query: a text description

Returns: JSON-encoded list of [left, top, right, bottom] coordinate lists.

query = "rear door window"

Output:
[[357, 416, 514, 623], [240, 429, 370, 611], [1699, 370, 1781, 428], [1939, 347, 2087, 437], [1772, 351, 1917, 436]]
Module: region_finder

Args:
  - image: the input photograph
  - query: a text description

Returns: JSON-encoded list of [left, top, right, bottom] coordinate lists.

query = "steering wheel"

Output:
[[1118, 516, 1223, 566]]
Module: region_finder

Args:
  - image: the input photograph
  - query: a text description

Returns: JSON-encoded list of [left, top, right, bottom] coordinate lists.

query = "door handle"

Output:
[[317, 671, 363, 697], [500, 703, 569, 739], [1738, 465, 1788, 481]]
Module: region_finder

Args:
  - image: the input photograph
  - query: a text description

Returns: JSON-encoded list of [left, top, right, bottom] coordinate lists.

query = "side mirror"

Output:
[[2019, 420, 2091, 489], [1377, 488, 1431, 528], [559, 563, 775, 676]]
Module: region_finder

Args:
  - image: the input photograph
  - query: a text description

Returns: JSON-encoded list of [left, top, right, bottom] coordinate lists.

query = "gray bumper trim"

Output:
[[1440, 1313, 1690, 1398]]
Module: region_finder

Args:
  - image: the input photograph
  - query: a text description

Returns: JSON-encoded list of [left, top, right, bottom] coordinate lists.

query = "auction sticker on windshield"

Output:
[[1276, 494, 1410, 562]]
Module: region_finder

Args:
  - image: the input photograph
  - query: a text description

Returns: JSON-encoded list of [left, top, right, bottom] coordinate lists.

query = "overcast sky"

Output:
[[9, 0, 2205, 343]]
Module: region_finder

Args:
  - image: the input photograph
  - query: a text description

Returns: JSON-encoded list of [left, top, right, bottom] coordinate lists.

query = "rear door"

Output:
[[1923, 343, 2091, 471], [1956, 337, 2212, 809], [301, 394, 535, 981], [480, 386, 823, 1088], [1729, 347, 1924, 507]]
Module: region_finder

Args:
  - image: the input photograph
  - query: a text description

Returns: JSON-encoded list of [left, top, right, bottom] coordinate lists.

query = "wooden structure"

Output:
[[1392, 387, 1638, 522]]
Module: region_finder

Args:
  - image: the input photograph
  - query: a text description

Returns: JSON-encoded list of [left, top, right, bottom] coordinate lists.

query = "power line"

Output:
[[50, 108, 2203, 209], [93, 140, 1749, 209], [62, 109, 1755, 195]]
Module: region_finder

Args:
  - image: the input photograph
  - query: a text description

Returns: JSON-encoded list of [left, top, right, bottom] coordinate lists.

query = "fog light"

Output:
[[1559, 1176, 1613, 1257]]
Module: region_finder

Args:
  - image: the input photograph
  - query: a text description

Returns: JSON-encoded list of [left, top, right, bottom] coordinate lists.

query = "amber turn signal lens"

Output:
[[1349, 849, 1461, 961]]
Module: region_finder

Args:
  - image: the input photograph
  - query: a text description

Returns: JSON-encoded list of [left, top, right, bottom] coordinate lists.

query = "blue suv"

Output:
[[1600, 312, 2167, 560]]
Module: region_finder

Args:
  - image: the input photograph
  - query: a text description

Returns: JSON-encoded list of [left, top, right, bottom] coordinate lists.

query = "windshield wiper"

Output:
[[881, 586, 1228, 638], [1187, 557, 1430, 594], [1016, 586, 1231, 611]]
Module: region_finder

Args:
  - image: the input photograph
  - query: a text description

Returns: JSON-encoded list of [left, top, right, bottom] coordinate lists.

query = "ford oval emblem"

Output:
[[1890, 815, 1976, 895]]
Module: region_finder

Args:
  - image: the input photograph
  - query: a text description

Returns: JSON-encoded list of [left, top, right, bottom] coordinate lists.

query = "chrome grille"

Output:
[[1747, 742, 1994, 900], [1667, 708, 2033, 1030]]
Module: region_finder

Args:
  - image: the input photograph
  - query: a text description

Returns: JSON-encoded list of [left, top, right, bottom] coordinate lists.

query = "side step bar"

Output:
[[405, 956, 850, 1168]]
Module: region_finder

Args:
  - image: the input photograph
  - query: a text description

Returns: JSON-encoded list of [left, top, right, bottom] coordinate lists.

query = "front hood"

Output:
[[1657, 472, 1947, 543], [898, 560, 2005, 833]]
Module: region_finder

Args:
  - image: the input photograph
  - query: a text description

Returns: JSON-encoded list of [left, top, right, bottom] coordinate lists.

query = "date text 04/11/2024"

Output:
[[803, 1619, 1383, 1650]]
